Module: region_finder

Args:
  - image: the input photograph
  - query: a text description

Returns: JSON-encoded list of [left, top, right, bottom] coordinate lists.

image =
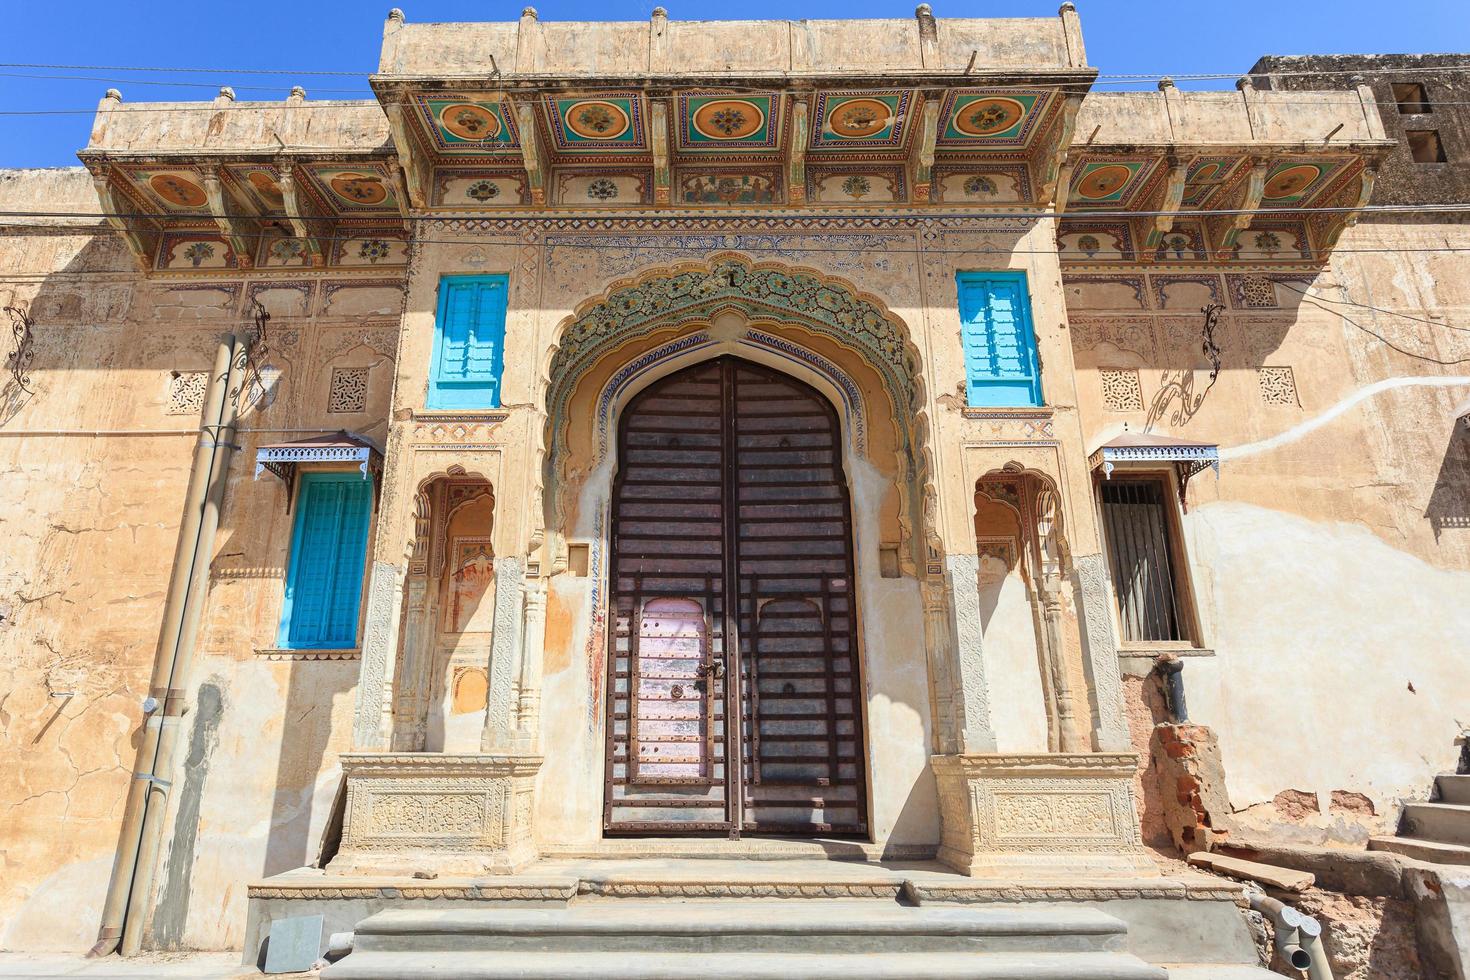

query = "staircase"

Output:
[[320, 900, 1169, 979], [1370, 773, 1470, 865]]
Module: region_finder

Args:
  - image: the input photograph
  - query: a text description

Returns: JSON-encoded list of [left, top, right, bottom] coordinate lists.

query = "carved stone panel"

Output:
[[330, 753, 542, 875]]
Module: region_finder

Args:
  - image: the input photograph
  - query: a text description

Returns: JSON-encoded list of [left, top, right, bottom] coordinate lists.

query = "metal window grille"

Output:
[[1100, 479, 1188, 643]]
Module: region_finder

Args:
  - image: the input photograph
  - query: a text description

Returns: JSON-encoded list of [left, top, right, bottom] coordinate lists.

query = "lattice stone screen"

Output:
[[1099, 369, 1143, 412], [329, 367, 370, 413], [1258, 366, 1298, 406], [166, 371, 208, 416]]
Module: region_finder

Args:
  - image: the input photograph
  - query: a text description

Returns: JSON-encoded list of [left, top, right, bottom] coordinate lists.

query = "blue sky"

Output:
[[3, 0, 1468, 168]]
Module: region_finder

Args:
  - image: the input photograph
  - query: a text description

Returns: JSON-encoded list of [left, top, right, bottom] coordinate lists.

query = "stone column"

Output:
[[945, 553, 997, 753], [1040, 570, 1084, 752], [515, 578, 547, 751], [1074, 553, 1132, 753], [351, 561, 403, 750], [481, 556, 525, 752]]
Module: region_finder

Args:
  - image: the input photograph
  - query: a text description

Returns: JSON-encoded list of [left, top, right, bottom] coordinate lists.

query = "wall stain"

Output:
[[151, 680, 223, 949]]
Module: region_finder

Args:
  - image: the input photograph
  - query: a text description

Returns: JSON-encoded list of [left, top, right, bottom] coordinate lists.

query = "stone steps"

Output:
[[1400, 801, 1470, 847], [1435, 773, 1470, 805], [1369, 833, 1470, 865], [323, 949, 1168, 979], [321, 901, 1166, 979]]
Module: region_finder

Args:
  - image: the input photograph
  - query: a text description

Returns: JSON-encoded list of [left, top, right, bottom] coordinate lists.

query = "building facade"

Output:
[[1, 6, 1467, 972]]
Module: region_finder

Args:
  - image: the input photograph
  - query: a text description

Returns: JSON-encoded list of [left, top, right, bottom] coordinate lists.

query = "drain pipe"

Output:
[[88, 331, 246, 957], [1249, 892, 1334, 980]]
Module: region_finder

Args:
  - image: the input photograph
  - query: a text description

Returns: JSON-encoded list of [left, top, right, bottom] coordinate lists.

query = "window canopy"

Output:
[[254, 430, 383, 509], [1088, 432, 1220, 508]]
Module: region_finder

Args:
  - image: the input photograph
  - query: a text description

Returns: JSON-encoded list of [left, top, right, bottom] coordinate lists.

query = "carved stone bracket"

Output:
[[329, 752, 542, 876], [931, 752, 1153, 878]]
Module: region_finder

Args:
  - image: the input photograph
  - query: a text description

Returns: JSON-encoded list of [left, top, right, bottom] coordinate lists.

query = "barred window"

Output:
[[1100, 478, 1191, 643]]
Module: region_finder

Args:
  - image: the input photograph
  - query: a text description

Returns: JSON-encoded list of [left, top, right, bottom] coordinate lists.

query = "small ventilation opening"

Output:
[[1407, 130, 1448, 164], [1392, 82, 1430, 114]]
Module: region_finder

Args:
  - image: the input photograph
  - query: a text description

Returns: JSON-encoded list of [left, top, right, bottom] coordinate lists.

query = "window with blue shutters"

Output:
[[957, 271, 1043, 407], [278, 472, 373, 649], [428, 274, 508, 409]]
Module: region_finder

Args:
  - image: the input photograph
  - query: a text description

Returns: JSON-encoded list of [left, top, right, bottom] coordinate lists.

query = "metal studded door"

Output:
[[605, 357, 868, 836]]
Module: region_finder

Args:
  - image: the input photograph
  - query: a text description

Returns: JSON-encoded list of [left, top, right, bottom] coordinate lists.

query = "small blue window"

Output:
[[957, 271, 1043, 408], [278, 472, 372, 649], [428, 274, 508, 410]]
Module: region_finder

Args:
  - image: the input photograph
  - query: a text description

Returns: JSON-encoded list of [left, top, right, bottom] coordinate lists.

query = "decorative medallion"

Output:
[[440, 102, 503, 141], [1263, 163, 1323, 200], [952, 97, 1025, 137], [326, 172, 389, 206], [586, 178, 620, 201], [692, 98, 766, 140], [826, 98, 891, 138], [964, 175, 997, 197], [467, 179, 501, 202], [147, 173, 207, 208], [1077, 164, 1135, 200], [246, 170, 284, 208], [564, 99, 632, 141]]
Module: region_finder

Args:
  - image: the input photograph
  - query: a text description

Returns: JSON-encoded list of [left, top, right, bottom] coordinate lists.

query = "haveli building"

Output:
[[2, 6, 1469, 977]]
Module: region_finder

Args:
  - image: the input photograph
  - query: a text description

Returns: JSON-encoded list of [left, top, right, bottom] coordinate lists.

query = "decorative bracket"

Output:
[[4, 304, 36, 394], [384, 101, 431, 209], [1141, 156, 1188, 255], [201, 168, 255, 268], [1209, 157, 1268, 260], [277, 165, 325, 268], [255, 430, 383, 511], [651, 99, 672, 205], [1320, 166, 1376, 250], [92, 174, 152, 272], [1038, 95, 1081, 208], [909, 97, 939, 204], [517, 102, 548, 207], [787, 98, 809, 205]]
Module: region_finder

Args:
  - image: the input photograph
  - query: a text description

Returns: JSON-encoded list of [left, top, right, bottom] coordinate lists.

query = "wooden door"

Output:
[[604, 357, 868, 837]]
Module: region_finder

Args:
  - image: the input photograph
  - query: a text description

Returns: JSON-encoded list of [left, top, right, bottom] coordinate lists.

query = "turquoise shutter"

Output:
[[429, 275, 507, 409], [958, 272, 1042, 407], [279, 473, 371, 649]]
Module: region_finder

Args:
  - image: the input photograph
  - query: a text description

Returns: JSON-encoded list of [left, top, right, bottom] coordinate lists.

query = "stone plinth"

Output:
[[328, 753, 542, 876], [932, 753, 1156, 877]]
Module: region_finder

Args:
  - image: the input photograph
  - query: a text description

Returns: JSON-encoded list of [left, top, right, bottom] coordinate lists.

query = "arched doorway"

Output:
[[603, 356, 869, 837]]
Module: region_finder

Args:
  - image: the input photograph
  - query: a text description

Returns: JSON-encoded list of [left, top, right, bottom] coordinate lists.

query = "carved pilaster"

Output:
[[352, 561, 403, 750], [482, 556, 525, 751], [1040, 571, 1083, 753], [393, 576, 433, 751], [921, 577, 959, 754], [947, 554, 996, 753], [516, 578, 547, 750], [1074, 553, 1131, 752]]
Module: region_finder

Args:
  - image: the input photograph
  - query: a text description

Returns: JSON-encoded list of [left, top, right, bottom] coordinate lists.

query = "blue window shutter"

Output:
[[279, 473, 372, 649], [429, 275, 507, 409], [958, 271, 1043, 407]]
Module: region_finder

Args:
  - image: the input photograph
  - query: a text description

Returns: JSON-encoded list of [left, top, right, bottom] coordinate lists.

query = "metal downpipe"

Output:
[[87, 332, 246, 957]]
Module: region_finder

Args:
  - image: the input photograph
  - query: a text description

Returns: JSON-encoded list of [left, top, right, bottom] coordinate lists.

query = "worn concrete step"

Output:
[[1163, 966, 1282, 979], [345, 901, 1129, 955], [1436, 773, 1470, 805], [1400, 802, 1470, 847], [1369, 834, 1470, 866], [322, 949, 1168, 980]]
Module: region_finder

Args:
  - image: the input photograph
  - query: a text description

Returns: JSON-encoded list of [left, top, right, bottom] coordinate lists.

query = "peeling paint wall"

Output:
[[1069, 217, 1470, 845]]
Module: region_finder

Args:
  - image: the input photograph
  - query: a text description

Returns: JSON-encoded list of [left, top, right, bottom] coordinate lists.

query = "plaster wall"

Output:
[[1067, 217, 1470, 844], [0, 167, 405, 951]]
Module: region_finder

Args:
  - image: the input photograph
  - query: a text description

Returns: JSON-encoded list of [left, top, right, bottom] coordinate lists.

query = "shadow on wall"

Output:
[[1426, 421, 1470, 539]]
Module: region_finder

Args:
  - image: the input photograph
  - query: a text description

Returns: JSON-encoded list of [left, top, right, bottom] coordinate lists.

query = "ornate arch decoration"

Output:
[[538, 254, 934, 569], [409, 464, 495, 579], [975, 462, 1072, 579]]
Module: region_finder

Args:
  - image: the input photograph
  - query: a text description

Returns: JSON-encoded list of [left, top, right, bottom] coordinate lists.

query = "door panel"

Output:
[[605, 357, 867, 837]]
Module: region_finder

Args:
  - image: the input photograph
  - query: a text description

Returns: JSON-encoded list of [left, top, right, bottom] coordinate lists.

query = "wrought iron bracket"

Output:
[[4, 304, 36, 394]]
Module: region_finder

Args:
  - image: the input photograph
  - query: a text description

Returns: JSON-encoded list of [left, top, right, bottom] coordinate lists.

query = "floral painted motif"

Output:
[[841, 175, 871, 199], [1252, 231, 1282, 254], [586, 178, 619, 201], [467, 180, 501, 202], [1077, 235, 1101, 258], [359, 239, 392, 263], [270, 238, 306, 263], [1164, 234, 1191, 259], [963, 175, 997, 197], [454, 108, 492, 136], [577, 104, 616, 134], [181, 242, 215, 268], [967, 104, 1010, 132], [708, 108, 747, 137]]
